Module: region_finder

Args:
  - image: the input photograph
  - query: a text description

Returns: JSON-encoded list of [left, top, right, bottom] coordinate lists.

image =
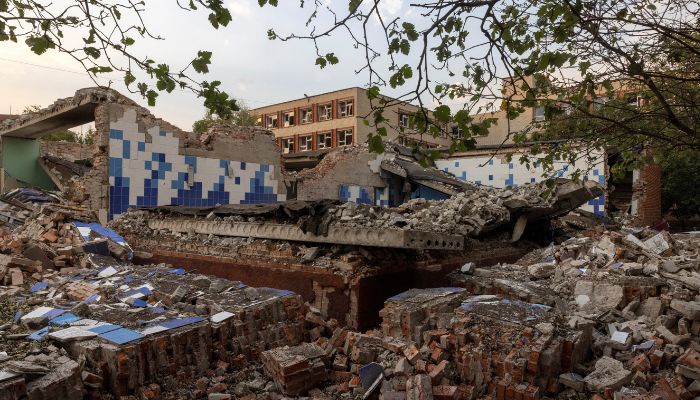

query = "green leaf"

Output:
[[367, 86, 380, 99], [124, 71, 136, 86], [146, 90, 158, 107], [349, 0, 362, 13], [25, 35, 55, 55], [192, 50, 212, 73], [402, 22, 419, 41], [325, 53, 339, 65], [315, 56, 327, 68], [121, 37, 135, 46], [433, 105, 451, 123], [84, 47, 101, 59]]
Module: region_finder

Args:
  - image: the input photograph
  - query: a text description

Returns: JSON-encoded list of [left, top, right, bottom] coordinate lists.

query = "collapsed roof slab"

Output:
[[148, 219, 465, 250], [0, 102, 97, 139], [0, 88, 135, 139]]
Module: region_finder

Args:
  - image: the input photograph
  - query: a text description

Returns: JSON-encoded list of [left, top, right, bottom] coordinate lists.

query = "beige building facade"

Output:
[[252, 87, 456, 153]]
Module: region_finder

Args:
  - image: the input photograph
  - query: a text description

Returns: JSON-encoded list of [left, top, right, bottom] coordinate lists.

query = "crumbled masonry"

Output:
[[0, 186, 698, 400]]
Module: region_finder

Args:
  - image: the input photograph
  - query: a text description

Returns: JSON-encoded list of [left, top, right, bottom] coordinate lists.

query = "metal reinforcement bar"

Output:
[[148, 219, 464, 250]]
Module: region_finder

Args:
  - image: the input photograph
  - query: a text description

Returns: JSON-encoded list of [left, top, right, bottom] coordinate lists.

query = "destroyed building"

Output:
[[0, 87, 692, 400]]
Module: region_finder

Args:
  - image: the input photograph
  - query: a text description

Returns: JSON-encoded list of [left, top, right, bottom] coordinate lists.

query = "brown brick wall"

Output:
[[635, 163, 662, 226]]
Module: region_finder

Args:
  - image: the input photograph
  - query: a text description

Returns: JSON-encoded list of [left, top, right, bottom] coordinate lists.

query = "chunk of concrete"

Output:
[[670, 300, 700, 321], [636, 297, 663, 319], [583, 356, 632, 392], [527, 262, 556, 279], [574, 281, 623, 311]]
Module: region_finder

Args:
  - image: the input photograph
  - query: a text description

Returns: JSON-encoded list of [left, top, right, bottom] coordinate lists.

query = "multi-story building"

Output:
[[251, 87, 454, 153]]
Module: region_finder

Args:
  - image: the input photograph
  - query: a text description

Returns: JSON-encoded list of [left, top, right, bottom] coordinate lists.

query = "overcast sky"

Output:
[[0, 0, 422, 131]]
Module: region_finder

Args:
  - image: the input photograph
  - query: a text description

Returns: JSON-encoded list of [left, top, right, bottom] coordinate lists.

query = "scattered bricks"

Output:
[[627, 354, 651, 373], [429, 360, 449, 384], [649, 349, 665, 370], [630, 371, 647, 387], [677, 348, 700, 369], [432, 385, 458, 400], [670, 300, 700, 321], [656, 325, 691, 346], [383, 337, 408, 354], [333, 354, 349, 371], [415, 359, 427, 374], [331, 328, 349, 350], [261, 343, 327, 396], [653, 378, 681, 400], [668, 375, 692, 400], [65, 281, 99, 301], [380, 288, 466, 346], [332, 371, 353, 384], [404, 344, 420, 365], [431, 347, 447, 363], [42, 229, 59, 242], [406, 374, 434, 400]]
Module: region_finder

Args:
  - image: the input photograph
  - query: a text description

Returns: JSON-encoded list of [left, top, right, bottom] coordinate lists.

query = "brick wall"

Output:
[[634, 163, 662, 226]]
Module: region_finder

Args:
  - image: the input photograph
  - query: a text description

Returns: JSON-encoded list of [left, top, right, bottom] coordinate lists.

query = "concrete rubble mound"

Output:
[[328, 178, 601, 237]]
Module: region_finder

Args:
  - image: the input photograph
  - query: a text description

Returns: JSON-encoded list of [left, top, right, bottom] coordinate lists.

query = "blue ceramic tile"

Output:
[[99, 328, 145, 344]]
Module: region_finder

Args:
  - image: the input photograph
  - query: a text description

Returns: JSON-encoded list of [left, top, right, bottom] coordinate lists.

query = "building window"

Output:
[[282, 110, 295, 127], [317, 132, 332, 149], [337, 129, 353, 146], [534, 106, 546, 122], [399, 112, 410, 128], [318, 103, 332, 121], [337, 99, 354, 118], [450, 126, 464, 139], [281, 137, 294, 153], [265, 114, 278, 129], [300, 107, 313, 124], [256, 116, 262, 126], [298, 135, 312, 151]]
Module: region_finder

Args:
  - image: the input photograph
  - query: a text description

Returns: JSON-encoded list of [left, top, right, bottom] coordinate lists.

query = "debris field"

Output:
[[0, 185, 698, 400]]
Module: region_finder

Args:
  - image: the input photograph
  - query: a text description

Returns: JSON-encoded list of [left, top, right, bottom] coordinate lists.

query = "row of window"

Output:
[[262, 99, 354, 129], [280, 129, 354, 153]]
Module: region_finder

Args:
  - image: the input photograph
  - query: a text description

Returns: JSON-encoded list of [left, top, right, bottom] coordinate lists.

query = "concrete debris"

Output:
[[327, 178, 602, 237], [0, 154, 697, 400]]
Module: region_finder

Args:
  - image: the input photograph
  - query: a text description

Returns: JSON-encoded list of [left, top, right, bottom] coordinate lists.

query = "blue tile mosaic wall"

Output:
[[339, 184, 374, 205], [435, 151, 607, 216], [108, 109, 284, 219]]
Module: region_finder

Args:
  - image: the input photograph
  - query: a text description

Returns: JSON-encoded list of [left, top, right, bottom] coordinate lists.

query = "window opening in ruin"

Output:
[[300, 107, 313, 124], [337, 129, 353, 146], [281, 137, 294, 153], [265, 114, 278, 129], [399, 112, 410, 128], [317, 132, 332, 149], [298, 135, 312, 151], [318, 103, 332, 121], [337, 99, 354, 118], [282, 111, 295, 127]]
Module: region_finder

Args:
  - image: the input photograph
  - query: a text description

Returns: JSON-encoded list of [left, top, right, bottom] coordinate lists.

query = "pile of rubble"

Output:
[[253, 228, 700, 400], [322, 179, 602, 237], [0, 204, 309, 400]]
